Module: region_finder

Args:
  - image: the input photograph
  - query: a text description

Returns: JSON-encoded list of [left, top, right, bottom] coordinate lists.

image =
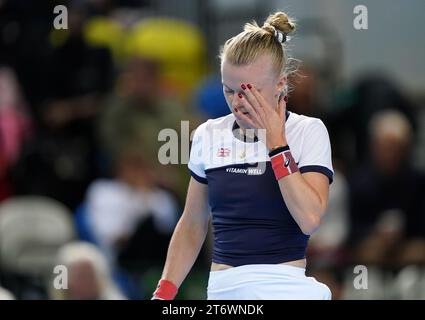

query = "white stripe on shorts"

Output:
[[207, 264, 331, 300]]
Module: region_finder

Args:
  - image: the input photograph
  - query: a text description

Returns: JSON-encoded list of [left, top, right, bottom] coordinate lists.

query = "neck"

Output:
[[232, 120, 258, 142], [239, 126, 257, 139]]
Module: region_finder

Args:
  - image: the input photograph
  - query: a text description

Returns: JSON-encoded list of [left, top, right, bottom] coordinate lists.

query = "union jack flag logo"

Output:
[[217, 147, 231, 157]]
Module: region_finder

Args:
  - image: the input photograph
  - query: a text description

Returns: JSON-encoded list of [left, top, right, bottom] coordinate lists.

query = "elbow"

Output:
[[299, 213, 322, 236], [298, 195, 328, 235]]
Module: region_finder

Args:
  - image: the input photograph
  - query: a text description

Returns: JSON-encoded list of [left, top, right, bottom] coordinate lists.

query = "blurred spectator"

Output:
[[348, 110, 425, 267], [51, 241, 125, 300], [0, 66, 33, 201], [9, 5, 115, 210], [100, 56, 199, 202], [9, 108, 100, 210], [89, 68, 183, 267], [327, 75, 418, 172], [85, 152, 178, 269]]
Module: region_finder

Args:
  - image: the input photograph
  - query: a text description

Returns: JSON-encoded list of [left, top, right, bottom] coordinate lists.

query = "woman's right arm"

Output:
[[159, 177, 209, 289]]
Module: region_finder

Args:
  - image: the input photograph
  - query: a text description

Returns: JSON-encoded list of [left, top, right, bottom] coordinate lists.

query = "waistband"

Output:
[[209, 263, 306, 278]]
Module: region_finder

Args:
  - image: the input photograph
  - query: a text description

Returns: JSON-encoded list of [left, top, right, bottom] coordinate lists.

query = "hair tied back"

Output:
[[274, 29, 287, 44]]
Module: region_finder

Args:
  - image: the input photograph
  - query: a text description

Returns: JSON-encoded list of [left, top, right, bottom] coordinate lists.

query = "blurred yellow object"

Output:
[[83, 16, 125, 61], [124, 17, 209, 101]]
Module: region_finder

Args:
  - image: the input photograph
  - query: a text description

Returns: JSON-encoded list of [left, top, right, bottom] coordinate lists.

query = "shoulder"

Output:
[[287, 112, 334, 181], [287, 112, 327, 132], [286, 112, 330, 144], [193, 113, 234, 136]]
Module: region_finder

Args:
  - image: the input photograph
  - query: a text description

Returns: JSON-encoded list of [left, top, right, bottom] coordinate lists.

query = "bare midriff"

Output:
[[210, 258, 306, 271]]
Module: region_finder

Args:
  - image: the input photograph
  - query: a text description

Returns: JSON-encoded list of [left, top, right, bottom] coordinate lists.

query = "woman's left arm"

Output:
[[236, 84, 330, 235], [276, 171, 329, 235]]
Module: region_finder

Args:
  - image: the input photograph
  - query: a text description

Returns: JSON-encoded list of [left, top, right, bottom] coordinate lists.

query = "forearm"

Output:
[[161, 214, 209, 288], [278, 172, 326, 235]]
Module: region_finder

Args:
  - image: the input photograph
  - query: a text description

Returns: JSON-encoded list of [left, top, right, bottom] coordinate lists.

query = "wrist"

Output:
[[269, 146, 299, 180], [152, 279, 178, 300], [267, 137, 287, 152], [269, 144, 289, 155]]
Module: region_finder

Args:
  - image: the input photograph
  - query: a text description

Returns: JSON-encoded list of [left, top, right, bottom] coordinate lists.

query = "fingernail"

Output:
[[238, 93, 243, 98], [247, 84, 252, 89], [283, 95, 288, 102], [235, 107, 238, 112], [241, 84, 247, 90]]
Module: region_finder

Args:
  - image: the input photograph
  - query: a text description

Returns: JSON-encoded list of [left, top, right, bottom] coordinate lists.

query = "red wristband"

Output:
[[270, 149, 299, 180], [152, 279, 178, 300]]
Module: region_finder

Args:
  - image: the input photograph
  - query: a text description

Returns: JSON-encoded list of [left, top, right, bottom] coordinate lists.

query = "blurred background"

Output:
[[0, 0, 424, 300]]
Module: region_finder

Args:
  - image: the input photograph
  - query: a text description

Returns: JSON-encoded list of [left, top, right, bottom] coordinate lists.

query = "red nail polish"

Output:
[[238, 93, 243, 98], [241, 84, 247, 90], [283, 95, 288, 102], [235, 108, 238, 112], [247, 84, 252, 89]]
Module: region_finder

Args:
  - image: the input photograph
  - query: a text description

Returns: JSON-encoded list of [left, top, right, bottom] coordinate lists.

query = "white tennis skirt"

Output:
[[207, 264, 331, 300]]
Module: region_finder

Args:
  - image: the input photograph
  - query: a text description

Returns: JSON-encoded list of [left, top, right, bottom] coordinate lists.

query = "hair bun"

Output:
[[262, 12, 296, 40]]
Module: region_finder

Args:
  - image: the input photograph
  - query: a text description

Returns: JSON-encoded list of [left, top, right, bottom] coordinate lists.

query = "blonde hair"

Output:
[[220, 12, 296, 77]]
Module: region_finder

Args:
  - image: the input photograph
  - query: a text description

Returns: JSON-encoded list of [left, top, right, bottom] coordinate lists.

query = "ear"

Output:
[[276, 74, 287, 96]]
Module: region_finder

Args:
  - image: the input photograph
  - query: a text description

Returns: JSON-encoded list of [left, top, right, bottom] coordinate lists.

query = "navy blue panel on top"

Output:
[[205, 161, 309, 267], [299, 165, 334, 184]]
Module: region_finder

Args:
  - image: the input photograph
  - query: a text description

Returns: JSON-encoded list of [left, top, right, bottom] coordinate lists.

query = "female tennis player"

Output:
[[153, 11, 333, 300]]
